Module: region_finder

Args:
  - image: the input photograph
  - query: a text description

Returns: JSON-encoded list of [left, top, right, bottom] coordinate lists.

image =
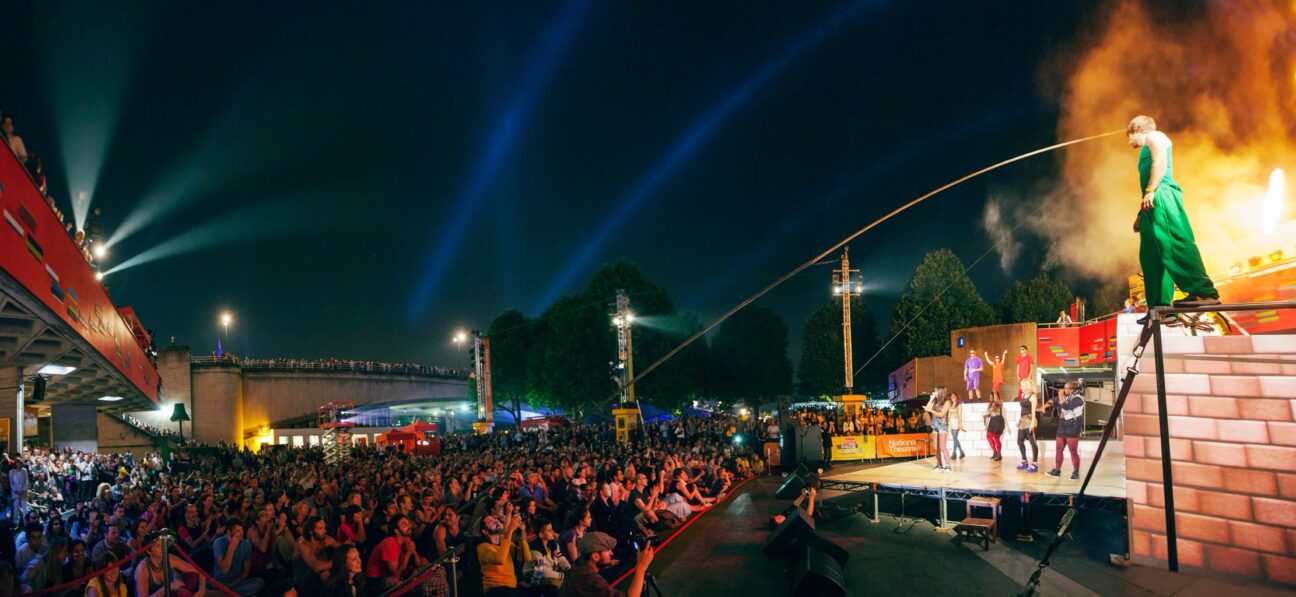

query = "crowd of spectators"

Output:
[[0, 414, 757, 596], [785, 403, 930, 437], [199, 355, 469, 378], [110, 413, 205, 448]]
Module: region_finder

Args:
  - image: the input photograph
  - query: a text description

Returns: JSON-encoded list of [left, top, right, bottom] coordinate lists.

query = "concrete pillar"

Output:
[[51, 404, 98, 453], [121, 346, 194, 435], [0, 366, 21, 453], [192, 364, 243, 446]]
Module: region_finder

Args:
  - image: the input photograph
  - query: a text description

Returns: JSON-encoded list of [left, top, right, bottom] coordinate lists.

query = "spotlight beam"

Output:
[[533, 0, 882, 311], [407, 0, 593, 320]]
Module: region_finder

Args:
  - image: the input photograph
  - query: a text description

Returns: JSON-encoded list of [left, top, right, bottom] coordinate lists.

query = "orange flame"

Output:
[[1032, 0, 1296, 281]]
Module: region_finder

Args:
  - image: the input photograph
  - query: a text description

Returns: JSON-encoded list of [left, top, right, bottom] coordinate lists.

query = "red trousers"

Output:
[[1055, 436, 1080, 471], [985, 430, 1002, 455]]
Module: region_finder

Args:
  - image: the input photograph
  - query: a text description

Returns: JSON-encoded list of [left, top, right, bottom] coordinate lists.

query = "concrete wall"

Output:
[[51, 404, 97, 453], [96, 413, 156, 454], [191, 363, 243, 446], [129, 346, 195, 432], [239, 371, 465, 433], [1119, 325, 1296, 588]]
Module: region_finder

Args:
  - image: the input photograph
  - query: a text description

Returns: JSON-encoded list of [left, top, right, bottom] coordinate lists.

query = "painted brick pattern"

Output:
[[1124, 333, 1296, 588]]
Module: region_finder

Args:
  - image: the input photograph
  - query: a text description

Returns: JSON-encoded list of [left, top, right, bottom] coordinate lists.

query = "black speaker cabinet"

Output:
[[792, 544, 848, 597], [763, 506, 816, 559], [775, 464, 816, 499]]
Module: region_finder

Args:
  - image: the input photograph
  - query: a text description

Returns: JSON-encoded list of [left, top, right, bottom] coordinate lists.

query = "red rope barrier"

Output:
[[23, 542, 154, 595], [609, 476, 754, 588], [171, 545, 242, 597]]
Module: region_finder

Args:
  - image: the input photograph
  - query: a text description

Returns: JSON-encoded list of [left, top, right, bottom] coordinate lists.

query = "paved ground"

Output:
[[639, 472, 1295, 596]]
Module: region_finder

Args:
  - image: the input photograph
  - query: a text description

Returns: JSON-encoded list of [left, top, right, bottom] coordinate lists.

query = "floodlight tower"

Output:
[[832, 248, 862, 392], [611, 289, 640, 443]]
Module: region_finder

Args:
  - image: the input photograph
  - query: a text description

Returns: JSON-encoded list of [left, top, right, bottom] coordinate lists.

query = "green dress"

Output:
[[1137, 144, 1218, 307]]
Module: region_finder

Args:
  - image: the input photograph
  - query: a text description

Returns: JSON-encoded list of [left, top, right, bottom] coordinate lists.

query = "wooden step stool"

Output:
[[953, 496, 1001, 551]]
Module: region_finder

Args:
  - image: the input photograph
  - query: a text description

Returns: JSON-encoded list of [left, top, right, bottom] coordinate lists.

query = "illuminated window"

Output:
[[308, 435, 320, 446], [292, 435, 304, 447]]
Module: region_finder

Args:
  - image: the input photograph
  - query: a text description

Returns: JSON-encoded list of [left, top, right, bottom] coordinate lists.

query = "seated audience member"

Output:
[[213, 518, 265, 597], [365, 514, 422, 591], [478, 511, 530, 596], [20, 536, 66, 593], [527, 518, 571, 597], [325, 543, 366, 597], [135, 534, 207, 597], [559, 531, 654, 597], [85, 550, 129, 597]]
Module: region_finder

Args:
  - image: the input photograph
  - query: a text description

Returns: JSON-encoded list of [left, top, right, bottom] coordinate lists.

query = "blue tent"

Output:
[[637, 402, 672, 423]]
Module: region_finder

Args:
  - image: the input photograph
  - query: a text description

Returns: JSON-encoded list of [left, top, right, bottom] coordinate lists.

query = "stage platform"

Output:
[[821, 439, 1126, 500]]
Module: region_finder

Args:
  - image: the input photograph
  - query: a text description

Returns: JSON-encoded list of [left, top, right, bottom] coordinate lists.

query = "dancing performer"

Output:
[[1127, 115, 1219, 309], [949, 392, 966, 460], [923, 386, 952, 472], [1048, 381, 1086, 480], [963, 349, 983, 402], [983, 396, 1005, 462], [1015, 379, 1041, 473], [989, 349, 1007, 402]]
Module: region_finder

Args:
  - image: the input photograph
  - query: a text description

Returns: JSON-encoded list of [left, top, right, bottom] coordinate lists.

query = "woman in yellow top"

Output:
[[85, 551, 128, 597]]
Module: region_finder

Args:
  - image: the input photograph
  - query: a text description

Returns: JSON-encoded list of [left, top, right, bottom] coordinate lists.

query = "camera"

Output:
[[627, 528, 649, 552]]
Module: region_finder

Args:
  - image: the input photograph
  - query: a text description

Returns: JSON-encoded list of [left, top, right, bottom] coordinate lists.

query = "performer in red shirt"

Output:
[[1015, 345, 1034, 400]]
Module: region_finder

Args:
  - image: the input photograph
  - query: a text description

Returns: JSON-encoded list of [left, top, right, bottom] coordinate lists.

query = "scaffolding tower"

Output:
[[318, 402, 355, 465]]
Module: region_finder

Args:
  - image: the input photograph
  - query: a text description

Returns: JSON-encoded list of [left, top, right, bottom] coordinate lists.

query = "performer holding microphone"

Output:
[[1047, 380, 1086, 480]]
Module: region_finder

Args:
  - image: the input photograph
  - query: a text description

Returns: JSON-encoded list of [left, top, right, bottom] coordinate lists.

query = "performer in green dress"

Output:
[[1127, 115, 1219, 309]]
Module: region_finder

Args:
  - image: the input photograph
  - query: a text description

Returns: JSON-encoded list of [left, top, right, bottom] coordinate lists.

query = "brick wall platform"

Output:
[[1116, 321, 1296, 588]]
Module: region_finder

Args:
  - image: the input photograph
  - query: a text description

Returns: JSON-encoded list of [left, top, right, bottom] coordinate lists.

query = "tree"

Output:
[[711, 305, 793, 402], [488, 309, 531, 424], [798, 296, 883, 398], [1087, 282, 1128, 318], [890, 249, 997, 361], [997, 272, 1074, 324]]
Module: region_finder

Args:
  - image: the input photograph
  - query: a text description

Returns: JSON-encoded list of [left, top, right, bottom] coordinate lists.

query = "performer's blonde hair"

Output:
[[1127, 115, 1156, 135], [1020, 378, 1038, 395]]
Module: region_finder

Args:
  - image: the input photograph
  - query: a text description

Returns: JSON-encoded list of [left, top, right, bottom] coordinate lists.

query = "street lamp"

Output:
[[219, 311, 233, 356]]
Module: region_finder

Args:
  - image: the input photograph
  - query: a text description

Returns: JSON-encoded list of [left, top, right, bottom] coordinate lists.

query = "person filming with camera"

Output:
[[559, 531, 655, 597]]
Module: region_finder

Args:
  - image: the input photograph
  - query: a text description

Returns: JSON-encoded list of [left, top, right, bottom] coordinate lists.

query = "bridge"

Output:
[[0, 136, 158, 453]]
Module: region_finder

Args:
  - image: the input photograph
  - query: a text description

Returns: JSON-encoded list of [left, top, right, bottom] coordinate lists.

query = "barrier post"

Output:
[[161, 532, 173, 597], [871, 483, 880, 523]]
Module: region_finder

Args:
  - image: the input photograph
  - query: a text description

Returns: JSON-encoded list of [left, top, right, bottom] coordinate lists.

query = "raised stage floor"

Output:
[[822, 439, 1126, 499]]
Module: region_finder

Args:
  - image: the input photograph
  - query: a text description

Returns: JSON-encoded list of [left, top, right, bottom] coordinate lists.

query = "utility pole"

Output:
[[612, 290, 636, 406], [832, 248, 862, 392]]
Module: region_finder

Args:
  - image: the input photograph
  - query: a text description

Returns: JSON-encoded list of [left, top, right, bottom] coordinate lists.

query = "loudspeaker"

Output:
[[792, 545, 848, 597], [30, 376, 47, 402], [764, 506, 815, 559], [805, 534, 850, 568], [795, 425, 824, 466], [775, 464, 815, 499]]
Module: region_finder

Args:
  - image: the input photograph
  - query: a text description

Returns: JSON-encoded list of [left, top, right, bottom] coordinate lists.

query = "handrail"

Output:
[[190, 355, 469, 378], [1145, 299, 1296, 573], [376, 543, 466, 597]]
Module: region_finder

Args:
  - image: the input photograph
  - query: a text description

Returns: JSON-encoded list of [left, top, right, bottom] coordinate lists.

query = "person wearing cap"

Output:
[[558, 531, 655, 597]]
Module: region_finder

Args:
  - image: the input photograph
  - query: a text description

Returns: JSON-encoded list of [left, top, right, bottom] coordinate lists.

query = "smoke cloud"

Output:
[[1031, 0, 1296, 283], [983, 196, 1022, 272]]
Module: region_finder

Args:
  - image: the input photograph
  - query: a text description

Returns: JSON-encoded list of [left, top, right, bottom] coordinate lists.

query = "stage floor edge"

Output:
[[821, 440, 1126, 500]]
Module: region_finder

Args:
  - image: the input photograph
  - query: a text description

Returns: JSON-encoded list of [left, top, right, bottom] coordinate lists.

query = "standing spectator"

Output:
[[559, 531, 655, 597], [1048, 381, 1086, 480], [1055, 310, 1073, 326], [963, 349, 984, 402], [9, 457, 30, 523], [2, 115, 28, 165], [212, 518, 264, 596]]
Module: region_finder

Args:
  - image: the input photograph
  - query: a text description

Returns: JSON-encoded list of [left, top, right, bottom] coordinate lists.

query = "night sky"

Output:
[[0, 1, 1112, 368]]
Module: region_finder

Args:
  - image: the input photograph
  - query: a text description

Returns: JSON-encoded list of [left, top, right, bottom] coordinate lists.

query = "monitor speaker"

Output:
[[775, 464, 816, 499], [764, 506, 816, 559], [792, 544, 849, 597]]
